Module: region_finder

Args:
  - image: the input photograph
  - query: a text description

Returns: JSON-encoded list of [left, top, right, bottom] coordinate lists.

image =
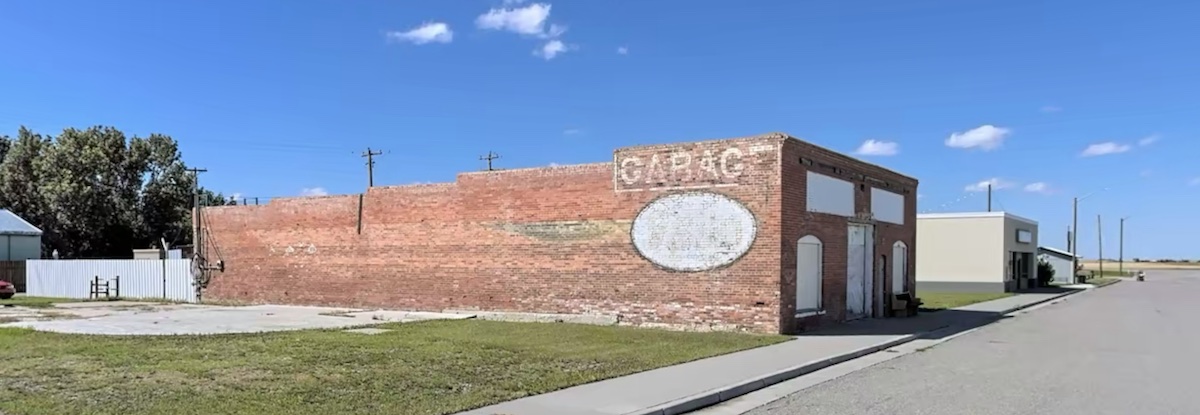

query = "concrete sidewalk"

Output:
[[457, 289, 1083, 415]]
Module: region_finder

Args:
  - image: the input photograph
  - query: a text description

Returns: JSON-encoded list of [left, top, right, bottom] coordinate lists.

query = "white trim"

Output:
[[917, 211, 1038, 226]]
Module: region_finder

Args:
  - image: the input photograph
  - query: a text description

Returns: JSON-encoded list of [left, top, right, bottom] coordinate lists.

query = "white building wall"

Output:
[[916, 214, 1006, 291], [1040, 254, 1074, 284]]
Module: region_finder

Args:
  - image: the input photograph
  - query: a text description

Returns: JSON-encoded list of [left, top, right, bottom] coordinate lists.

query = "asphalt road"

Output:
[[747, 271, 1200, 415]]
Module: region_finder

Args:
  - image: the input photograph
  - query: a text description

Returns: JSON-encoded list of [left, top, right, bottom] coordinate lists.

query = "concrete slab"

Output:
[[344, 328, 392, 335], [443, 309, 618, 325], [346, 310, 476, 323], [53, 301, 163, 309], [1, 305, 470, 336]]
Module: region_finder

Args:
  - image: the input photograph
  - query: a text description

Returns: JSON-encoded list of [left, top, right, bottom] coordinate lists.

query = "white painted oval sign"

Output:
[[630, 192, 757, 272]]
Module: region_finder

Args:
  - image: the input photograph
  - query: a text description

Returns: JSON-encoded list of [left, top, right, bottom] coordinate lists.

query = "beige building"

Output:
[[916, 212, 1039, 293]]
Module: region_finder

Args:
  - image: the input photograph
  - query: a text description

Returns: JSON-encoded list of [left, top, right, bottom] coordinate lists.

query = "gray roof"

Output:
[[0, 209, 42, 236]]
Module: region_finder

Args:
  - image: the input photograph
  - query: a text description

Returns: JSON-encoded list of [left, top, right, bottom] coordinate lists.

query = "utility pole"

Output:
[[1119, 216, 1131, 274], [1071, 197, 1079, 281], [362, 147, 384, 187], [987, 184, 992, 212], [186, 167, 208, 258], [1097, 214, 1103, 279], [480, 151, 500, 171]]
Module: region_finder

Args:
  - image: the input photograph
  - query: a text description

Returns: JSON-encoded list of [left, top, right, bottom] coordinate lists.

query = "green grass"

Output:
[[918, 292, 1015, 311], [0, 320, 787, 415], [1088, 269, 1133, 277], [1086, 277, 1121, 287], [0, 296, 80, 308]]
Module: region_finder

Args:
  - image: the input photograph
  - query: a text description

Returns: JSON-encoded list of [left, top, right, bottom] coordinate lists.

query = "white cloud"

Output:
[[476, 3, 553, 37], [853, 139, 899, 156], [617, 46, 629, 55], [548, 162, 560, 167], [1040, 105, 1062, 113], [230, 192, 243, 201], [946, 125, 1010, 151], [1080, 142, 1131, 157], [1023, 182, 1052, 194], [1189, 177, 1200, 186], [965, 178, 1014, 192], [387, 22, 454, 45], [535, 39, 570, 60], [1137, 134, 1160, 146], [300, 187, 328, 197], [544, 24, 567, 38]]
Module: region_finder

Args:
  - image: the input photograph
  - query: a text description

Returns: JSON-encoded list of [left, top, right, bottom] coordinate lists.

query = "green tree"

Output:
[[0, 128, 54, 253], [0, 134, 10, 164], [0, 125, 232, 258]]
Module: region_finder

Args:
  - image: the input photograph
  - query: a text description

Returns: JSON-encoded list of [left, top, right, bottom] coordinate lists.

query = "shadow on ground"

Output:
[[797, 287, 1083, 341]]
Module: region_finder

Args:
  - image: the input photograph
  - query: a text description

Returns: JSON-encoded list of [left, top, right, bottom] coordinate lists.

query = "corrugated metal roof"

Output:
[[1038, 246, 1079, 259], [0, 209, 42, 236]]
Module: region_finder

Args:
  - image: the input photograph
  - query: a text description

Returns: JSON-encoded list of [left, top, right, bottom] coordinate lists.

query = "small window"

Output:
[[796, 235, 823, 313]]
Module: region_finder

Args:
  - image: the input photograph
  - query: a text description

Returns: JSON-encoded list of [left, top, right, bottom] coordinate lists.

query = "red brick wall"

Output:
[[203, 135, 786, 332], [778, 138, 918, 333]]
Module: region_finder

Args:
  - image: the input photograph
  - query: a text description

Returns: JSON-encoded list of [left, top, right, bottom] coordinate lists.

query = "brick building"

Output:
[[200, 133, 917, 334]]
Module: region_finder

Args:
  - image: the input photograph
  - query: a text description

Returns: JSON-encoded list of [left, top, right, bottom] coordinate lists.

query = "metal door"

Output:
[[846, 225, 868, 319]]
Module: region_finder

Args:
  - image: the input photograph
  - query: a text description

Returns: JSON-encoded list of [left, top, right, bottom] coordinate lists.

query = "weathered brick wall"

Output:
[[779, 138, 918, 333], [203, 135, 785, 332]]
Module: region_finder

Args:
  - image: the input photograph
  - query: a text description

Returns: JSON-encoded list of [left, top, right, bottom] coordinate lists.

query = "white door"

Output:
[[796, 236, 823, 313], [892, 242, 908, 294], [846, 225, 868, 319]]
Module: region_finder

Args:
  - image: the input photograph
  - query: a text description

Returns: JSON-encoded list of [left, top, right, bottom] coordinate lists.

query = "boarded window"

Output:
[[796, 235, 823, 313], [806, 172, 854, 216], [870, 188, 905, 225]]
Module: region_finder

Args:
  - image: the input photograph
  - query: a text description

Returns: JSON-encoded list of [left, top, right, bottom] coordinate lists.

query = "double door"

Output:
[[847, 224, 874, 320]]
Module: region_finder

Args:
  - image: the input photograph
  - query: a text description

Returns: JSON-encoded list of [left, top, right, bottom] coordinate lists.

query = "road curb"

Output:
[[632, 289, 1094, 415], [630, 333, 925, 415], [994, 289, 1085, 315]]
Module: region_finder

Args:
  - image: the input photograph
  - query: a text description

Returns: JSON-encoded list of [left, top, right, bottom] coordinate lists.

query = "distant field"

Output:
[[1080, 261, 1200, 270]]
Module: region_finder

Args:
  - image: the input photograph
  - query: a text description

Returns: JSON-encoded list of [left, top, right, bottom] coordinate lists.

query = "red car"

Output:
[[0, 280, 15, 300]]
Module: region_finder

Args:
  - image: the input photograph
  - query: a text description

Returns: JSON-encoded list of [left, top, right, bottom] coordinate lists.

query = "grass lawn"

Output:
[[0, 320, 787, 415], [1086, 277, 1121, 287], [919, 292, 1014, 311], [0, 296, 79, 308], [1087, 269, 1132, 277]]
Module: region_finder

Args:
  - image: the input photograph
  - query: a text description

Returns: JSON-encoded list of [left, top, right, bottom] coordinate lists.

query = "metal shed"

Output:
[[0, 209, 43, 261]]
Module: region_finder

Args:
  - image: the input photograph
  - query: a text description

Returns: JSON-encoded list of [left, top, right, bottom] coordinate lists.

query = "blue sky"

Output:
[[1, 0, 1198, 259]]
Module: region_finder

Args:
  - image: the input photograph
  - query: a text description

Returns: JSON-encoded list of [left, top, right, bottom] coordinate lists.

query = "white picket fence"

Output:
[[26, 259, 198, 303]]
